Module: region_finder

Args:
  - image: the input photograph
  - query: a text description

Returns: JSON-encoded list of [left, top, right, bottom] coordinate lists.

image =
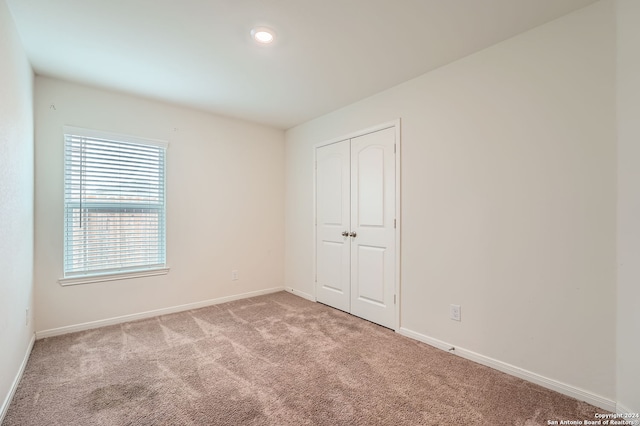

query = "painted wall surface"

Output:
[[34, 77, 285, 332], [285, 1, 616, 401], [0, 0, 34, 416], [616, 0, 640, 415]]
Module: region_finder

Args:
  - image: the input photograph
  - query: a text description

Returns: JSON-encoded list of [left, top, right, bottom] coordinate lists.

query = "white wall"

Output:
[[34, 76, 285, 333], [285, 0, 616, 405], [0, 0, 34, 419], [616, 0, 640, 415]]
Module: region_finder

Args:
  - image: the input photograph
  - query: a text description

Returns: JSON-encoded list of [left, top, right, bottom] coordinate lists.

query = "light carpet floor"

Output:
[[3, 291, 604, 425]]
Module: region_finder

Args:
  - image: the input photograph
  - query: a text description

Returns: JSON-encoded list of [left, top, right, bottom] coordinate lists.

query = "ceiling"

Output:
[[6, 0, 598, 129]]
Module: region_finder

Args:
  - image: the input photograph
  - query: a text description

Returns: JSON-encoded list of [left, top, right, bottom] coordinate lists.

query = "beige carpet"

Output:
[[4, 291, 603, 425]]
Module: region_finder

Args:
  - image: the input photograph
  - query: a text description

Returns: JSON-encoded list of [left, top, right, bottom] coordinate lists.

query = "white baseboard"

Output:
[[1, 333, 35, 424], [617, 402, 639, 416], [36, 286, 285, 339], [398, 327, 616, 412], [285, 286, 315, 302]]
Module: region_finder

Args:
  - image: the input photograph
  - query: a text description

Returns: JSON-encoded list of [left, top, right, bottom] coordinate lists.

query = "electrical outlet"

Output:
[[231, 270, 239, 281], [450, 304, 461, 322], [26, 308, 29, 326]]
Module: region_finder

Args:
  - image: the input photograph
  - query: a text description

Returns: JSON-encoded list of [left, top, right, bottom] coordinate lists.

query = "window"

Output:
[[62, 126, 167, 283]]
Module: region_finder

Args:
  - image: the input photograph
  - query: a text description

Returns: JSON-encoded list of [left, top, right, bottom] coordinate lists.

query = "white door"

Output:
[[350, 127, 396, 329], [315, 139, 351, 312], [315, 126, 397, 329]]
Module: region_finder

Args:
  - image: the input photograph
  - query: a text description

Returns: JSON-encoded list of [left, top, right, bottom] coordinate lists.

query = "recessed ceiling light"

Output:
[[251, 27, 275, 44]]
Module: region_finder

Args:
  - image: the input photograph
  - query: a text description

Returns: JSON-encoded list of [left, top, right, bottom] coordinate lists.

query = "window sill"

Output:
[[58, 267, 170, 287]]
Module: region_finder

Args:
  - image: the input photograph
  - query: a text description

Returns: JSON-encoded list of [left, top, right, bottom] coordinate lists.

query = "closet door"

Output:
[[350, 127, 396, 329], [315, 139, 351, 312], [315, 124, 398, 329]]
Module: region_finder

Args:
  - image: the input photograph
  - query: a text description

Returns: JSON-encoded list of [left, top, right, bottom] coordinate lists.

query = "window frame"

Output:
[[59, 126, 169, 286]]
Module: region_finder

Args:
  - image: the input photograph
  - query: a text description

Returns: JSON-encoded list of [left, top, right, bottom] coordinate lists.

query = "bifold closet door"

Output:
[[315, 126, 396, 329]]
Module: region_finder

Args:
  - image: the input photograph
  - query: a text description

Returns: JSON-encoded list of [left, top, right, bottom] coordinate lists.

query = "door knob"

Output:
[[341, 231, 349, 237], [349, 232, 357, 238]]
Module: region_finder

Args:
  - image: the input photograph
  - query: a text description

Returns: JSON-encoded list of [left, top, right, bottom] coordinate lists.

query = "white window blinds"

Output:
[[63, 126, 167, 278]]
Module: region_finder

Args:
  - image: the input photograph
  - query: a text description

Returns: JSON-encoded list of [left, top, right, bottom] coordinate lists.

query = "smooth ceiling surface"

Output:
[[6, 0, 598, 129]]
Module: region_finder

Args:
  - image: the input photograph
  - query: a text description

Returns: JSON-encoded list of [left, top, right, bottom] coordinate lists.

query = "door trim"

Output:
[[313, 119, 401, 331]]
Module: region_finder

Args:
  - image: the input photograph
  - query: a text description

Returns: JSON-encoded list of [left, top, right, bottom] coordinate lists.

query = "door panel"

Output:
[[357, 146, 385, 227], [317, 242, 345, 292], [354, 244, 385, 305], [318, 154, 345, 225], [315, 140, 350, 312], [350, 127, 396, 329]]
